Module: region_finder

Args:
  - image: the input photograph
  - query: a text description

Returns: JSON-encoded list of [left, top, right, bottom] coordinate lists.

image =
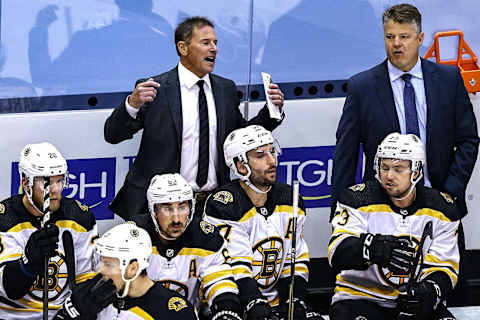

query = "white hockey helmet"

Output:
[[95, 222, 152, 298], [146, 173, 195, 240], [18, 142, 68, 214], [374, 132, 425, 185], [224, 125, 277, 193]]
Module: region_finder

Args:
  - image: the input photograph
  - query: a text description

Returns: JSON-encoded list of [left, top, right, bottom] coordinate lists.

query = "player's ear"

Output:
[[126, 261, 140, 279], [236, 161, 248, 175]]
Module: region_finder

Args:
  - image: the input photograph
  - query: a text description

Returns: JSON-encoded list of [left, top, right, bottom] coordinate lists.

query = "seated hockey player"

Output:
[[328, 132, 460, 320], [133, 173, 243, 320], [54, 222, 197, 319], [204, 125, 323, 320], [0, 142, 97, 319]]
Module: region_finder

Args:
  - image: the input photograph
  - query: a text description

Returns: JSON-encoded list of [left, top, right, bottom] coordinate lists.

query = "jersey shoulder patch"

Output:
[[206, 181, 253, 221], [186, 218, 225, 252], [440, 192, 454, 204], [168, 296, 188, 312], [338, 180, 385, 209], [75, 200, 89, 212], [212, 191, 234, 205], [349, 183, 366, 192], [0, 195, 31, 232], [60, 198, 96, 231], [421, 188, 461, 221]]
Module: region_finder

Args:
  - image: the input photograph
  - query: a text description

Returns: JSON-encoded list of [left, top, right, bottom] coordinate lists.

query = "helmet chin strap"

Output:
[[118, 267, 142, 298], [245, 179, 271, 194], [25, 177, 50, 218], [240, 163, 272, 194], [392, 170, 423, 201]]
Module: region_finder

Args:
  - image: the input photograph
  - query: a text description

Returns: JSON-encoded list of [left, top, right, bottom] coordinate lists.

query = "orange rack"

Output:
[[424, 30, 480, 93]]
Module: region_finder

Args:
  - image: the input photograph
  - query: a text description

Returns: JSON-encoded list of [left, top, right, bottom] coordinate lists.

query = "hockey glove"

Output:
[[211, 293, 243, 320], [21, 224, 59, 275], [212, 310, 243, 320], [361, 233, 415, 274], [396, 280, 442, 320], [277, 298, 325, 320], [244, 298, 279, 320], [54, 274, 116, 319]]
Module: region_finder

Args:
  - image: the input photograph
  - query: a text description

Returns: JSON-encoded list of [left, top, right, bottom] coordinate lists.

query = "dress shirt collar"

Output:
[[178, 62, 211, 90], [388, 57, 423, 82]]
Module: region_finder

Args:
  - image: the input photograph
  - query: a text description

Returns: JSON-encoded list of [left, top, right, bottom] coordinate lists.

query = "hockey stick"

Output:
[[396, 221, 434, 320], [408, 220, 433, 289], [41, 178, 51, 320], [62, 231, 76, 290], [287, 181, 299, 320]]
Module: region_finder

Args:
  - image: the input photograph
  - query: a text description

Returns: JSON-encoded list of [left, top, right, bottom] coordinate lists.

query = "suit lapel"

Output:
[[421, 58, 438, 153], [210, 74, 226, 154], [373, 60, 400, 131], [165, 67, 183, 148]]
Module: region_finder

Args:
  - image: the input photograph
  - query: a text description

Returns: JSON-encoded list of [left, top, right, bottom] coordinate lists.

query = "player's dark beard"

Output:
[[251, 166, 277, 188]]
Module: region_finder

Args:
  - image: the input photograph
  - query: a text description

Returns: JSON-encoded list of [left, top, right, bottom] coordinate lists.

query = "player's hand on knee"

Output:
[[55, 273, 116, 319], [21, 224, 59, 275], [361, 233, 415, 274], [244, 298, 279, 320], [396, 280, 442, 320]]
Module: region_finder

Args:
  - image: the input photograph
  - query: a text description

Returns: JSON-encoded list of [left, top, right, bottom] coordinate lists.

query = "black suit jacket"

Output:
[[331, 58, 479, 219], [105, 67, 281, 218]]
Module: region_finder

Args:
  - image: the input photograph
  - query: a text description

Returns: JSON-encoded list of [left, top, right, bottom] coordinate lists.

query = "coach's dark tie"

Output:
[[401, 73, 420, 137], [196, 80, 209, 188]]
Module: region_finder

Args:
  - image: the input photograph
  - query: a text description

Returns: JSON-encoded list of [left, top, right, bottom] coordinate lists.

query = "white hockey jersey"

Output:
[[329, 181, 460, 308], [132, 215, 238, 308], [0, 195, 97, 320], [204, 180, 310, 306]]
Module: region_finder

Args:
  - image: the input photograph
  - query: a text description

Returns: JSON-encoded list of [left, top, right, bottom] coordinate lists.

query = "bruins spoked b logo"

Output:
[[252, 237, 284, 289], [28, 252, 69, 302]]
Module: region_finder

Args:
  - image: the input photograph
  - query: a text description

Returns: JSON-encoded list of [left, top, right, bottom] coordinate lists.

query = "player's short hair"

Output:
[[382, 3, 422, 34], [174, 16, 214, 56]]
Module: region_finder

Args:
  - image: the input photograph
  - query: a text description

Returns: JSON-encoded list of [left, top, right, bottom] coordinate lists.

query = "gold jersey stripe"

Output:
[[75, 272, 97, 283], [425, 254, 459, 272], [8, 220, 88, 233], [129, 306, 154, 320], [0, 252, 21, 263], [239, 205, 306, 222], [281, 265, 309, 276], [332, 228, 359, 237], [202, 269, 234, 285], [357, 205, 451, 222], [16, 298, 62, 310], [231, 256, 253, 262], [205, 282, 238, 301], [421, 267, 458, 286], [151, 246, 215, 257], [336, 275, 399, 297]]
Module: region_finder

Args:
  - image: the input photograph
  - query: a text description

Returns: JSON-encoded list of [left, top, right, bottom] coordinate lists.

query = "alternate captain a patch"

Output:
[[168, 296, 187, 312], [213, 191, 234, 204]]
